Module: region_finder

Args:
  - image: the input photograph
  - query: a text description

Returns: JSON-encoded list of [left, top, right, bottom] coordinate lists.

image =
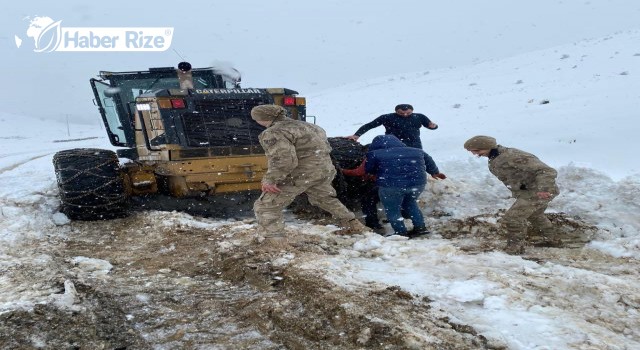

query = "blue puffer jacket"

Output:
[[364, 135, 439, 188]]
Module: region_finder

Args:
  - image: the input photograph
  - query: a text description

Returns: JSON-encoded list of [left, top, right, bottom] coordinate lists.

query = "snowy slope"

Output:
[[311, 30, 640, 180], [307, 30, 640, 256]]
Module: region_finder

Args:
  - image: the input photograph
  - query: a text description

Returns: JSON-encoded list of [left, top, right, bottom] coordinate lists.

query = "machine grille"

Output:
[[182, 99, 267, 150]]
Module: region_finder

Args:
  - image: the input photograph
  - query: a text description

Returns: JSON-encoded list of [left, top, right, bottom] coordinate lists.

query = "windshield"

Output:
[[109, 70, 226, 105]]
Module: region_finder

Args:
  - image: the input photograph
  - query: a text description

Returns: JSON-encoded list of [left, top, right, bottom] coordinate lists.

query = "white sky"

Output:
[[1, 2, 640, 349], [2, 0, 640, 122]]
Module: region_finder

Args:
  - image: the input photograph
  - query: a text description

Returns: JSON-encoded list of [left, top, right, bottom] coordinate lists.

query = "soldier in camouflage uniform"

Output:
[[464, 135, 560, 254], [251, 105, 367, 247]]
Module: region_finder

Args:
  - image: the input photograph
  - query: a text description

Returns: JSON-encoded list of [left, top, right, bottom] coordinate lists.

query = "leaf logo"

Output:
[[34, 20, 62, 53]]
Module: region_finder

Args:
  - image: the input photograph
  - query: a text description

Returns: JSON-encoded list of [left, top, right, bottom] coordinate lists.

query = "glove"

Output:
[[431, 173, 447, 180]]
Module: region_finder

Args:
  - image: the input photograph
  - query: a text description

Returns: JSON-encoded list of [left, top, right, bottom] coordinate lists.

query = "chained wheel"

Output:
[[327, 137, 366, 170], [53, 148, 128, 220], [328, 137, 367, 209]]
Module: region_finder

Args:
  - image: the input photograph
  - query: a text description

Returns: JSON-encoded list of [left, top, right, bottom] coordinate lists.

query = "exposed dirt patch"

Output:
[[0, 286, 148, 350], [429, 212, 598, 253], [0, 212, 497, 349], [2, 209, 619, 349]]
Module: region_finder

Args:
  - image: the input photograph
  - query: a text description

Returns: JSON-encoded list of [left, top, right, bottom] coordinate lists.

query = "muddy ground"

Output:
[[0, 210, 611, 349]]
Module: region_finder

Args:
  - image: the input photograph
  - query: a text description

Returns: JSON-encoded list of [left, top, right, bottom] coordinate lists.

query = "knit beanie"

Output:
[[251, 105, 287, 121], [463, 135, 497, 150]]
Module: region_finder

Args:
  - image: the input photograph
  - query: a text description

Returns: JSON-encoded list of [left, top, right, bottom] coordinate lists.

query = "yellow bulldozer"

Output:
[[53, 62, 350, 220]]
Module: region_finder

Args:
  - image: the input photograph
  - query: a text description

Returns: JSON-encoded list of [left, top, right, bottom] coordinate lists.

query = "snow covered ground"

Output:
[[1, 30, 639, 349]]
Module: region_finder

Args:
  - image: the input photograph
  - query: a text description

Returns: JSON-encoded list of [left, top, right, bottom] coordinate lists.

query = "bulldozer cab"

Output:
[[91, 66, 240, 148]]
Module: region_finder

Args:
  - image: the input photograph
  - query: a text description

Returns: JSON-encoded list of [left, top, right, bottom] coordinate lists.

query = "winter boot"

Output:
[[530, 227, 564, 248], [366, 222, 384, 230], [365, 221, 386, 235], [255, 233, 291, 253], [408, 226, 431, 238], [504, 236, 525, 255], [540, 233, 564, 248]]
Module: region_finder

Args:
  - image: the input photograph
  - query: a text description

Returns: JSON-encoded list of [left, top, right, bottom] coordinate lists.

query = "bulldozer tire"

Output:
[[328, 137, 367, 209], [53, 148, 129, 221], [328, 137, 366, 170]]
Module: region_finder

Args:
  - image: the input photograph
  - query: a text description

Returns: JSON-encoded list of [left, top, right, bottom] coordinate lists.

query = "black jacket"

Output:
[[354, 112, 436, 149]]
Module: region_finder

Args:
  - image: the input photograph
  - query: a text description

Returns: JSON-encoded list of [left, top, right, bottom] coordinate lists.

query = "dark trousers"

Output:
[[361, 183, 382, 228], [378, 185, 425, 234]]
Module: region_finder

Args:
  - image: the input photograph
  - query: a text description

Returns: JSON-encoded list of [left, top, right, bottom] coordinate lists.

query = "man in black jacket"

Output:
[[346, 104, 438, 149]]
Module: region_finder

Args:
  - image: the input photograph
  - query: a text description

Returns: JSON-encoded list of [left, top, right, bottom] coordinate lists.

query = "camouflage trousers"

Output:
[[253, 176, 355, 235], [501, 196, 553, 240]]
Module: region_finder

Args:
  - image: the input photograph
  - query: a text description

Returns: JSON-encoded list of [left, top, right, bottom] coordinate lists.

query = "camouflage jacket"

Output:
[[258, 119, 335, 184], [488, 145, 559, 197]]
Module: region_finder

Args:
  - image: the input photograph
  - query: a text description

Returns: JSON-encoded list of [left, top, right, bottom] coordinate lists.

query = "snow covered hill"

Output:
[[311, 29, 640, 180]]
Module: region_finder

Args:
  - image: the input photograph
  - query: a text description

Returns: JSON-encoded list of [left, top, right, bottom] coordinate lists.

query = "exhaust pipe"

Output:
[[177, 61, 194, 89]]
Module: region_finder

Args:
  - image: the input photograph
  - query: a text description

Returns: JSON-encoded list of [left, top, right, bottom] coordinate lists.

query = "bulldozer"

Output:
[[53, 62, 367, 220], [52, 62, 358, 220]]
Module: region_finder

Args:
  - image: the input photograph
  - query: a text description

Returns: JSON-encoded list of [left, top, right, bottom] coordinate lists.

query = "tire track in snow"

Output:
[[0, 153, 52, 175]]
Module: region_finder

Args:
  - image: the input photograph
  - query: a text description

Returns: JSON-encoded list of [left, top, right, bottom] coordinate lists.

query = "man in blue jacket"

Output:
[[346, 104, 438, 149], [365, 135, 446, 237]]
